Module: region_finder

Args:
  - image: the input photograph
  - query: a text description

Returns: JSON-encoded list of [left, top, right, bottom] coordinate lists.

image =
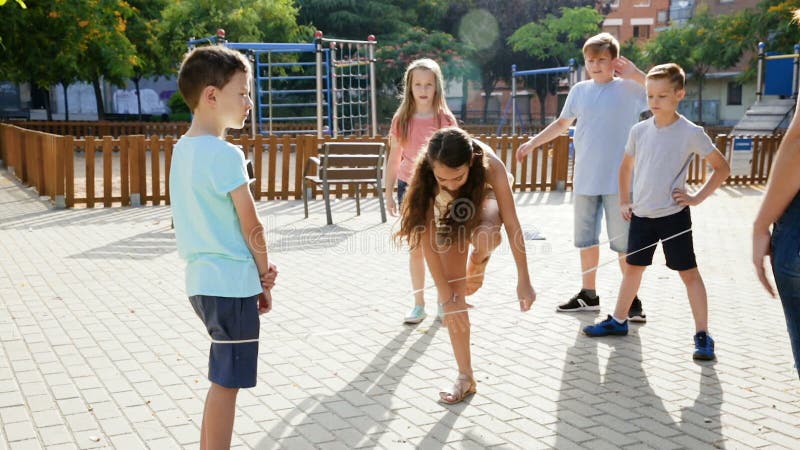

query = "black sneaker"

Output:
[[557, 290, 600, 312], [627, 296, 647, 323]]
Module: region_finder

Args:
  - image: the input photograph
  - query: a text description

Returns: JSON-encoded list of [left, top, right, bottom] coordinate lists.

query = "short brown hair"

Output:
[[178, 45, 250, 111], [583, 32, 619, 59], [646, 63, 686, 90]]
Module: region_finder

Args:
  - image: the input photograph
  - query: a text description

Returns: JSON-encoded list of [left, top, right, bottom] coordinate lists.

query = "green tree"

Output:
[[645, 9, 745, 123], [438, 0, 595, 123], [158, 0, 306, 64], [376, 26, 477, 121], [296, 0, 449, 40], [126, 0, 170, 119], [509, 6, 603, 124]]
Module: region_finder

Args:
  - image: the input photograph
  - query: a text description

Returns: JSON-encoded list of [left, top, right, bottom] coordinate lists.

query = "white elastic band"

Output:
[[210, 338, 259, 344]]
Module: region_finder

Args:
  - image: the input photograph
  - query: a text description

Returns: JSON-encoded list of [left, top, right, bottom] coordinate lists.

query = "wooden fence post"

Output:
[[553, 135, 569, 191]]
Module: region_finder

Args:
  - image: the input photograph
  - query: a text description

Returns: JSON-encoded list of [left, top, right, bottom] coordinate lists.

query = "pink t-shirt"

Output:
[[390, 114, 456, 182]]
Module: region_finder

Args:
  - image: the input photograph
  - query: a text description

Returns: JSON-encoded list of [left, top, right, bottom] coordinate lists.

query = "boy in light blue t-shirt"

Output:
[[169, 45, 277, 449], [583, 63, 730, 361], [517, 32, 649, 320]]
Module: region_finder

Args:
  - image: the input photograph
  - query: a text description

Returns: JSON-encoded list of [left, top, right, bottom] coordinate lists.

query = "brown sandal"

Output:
[[438, 374, 477, 404], [466, 253, 490, 295]]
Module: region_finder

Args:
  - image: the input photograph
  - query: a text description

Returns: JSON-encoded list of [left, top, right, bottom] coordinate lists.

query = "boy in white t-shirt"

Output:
[[583, 63, 730, 361], [517, 33, 649, 320]]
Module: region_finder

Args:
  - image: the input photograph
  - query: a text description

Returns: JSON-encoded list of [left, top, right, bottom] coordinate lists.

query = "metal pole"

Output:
[[330, 41, 338, 138], [793, 44, 800, 100], [568, 58, 576, 87], [368, 35, 377, 138], [756, 42, 765, 103], [249, 53, 256, 139], [511, 64, 517, 135], [315, 31, 324, 139]]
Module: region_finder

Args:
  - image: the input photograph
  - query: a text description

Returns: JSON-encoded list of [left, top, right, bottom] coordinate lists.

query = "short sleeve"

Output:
[[689, 127, 716, 158], [624, 126, 637, 157], [210, 144, 249, 195], [559, 86, 578, 120]]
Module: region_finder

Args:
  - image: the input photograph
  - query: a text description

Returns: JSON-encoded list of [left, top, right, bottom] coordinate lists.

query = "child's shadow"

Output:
[[255, 323, 447, 449], [554, 318, 722, 448]]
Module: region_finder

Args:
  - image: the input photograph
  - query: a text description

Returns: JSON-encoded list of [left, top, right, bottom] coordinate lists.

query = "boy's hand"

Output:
[[261, 262, 278, 290], [517, 282, 536, 312], [516, 140, 535, 162], [258, 290, 272, 315], [672, 188, 700, 207], [614, 55, 641, 79], [620, 202, 633, 221], [386, 194, 398, 216]]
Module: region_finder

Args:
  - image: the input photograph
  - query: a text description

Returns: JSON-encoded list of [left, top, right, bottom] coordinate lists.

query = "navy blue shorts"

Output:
[[397, 179, 408, 205], [189, 295, 260, 389], [626, 207, 697, 271]]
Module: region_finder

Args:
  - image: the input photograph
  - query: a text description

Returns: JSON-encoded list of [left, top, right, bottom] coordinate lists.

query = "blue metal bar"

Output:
[[259, 89, 317, 95], [513, 66, 572, 77], [227, 43, 316, 52], [262, 102, 318, 108], [256, 61, 316, 68], [254, 75, 317, 81], [259, 116, 317, 121]]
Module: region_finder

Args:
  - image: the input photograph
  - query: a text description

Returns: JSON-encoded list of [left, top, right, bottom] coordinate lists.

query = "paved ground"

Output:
[[1, 168, 798, 449]]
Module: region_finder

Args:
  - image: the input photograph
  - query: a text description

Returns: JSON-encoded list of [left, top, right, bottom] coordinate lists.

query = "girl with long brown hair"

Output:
[[396, 127, 536, 404]]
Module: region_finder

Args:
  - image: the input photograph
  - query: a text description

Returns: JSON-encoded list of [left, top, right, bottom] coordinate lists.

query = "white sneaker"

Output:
[[403, 305, 427, 324]]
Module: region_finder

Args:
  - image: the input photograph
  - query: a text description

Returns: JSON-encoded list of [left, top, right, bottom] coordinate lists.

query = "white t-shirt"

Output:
[[560, 78, 647, 195], [625, 115, 716, 218]]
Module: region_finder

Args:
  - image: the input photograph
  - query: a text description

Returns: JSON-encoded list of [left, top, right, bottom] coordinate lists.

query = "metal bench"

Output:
[[302, 142, 387, 225]]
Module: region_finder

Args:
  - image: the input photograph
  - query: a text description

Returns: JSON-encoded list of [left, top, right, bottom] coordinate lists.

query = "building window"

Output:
[[603, 25, 621, 40], [657, 10, 668, 23], [633, 25, 650, 39], [727, 82, 742, 105], [634, 0, 651, 6]]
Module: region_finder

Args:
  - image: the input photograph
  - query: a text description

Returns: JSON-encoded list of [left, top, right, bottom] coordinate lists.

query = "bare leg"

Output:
[[410, 246, 426, 306], [441, 245, 472, 378], [466, 198, 503, 295], [580, 245, 600, 290], [679, 268, 708, 332], [200, 383, 239, 450], [613, 265, 646, 321]]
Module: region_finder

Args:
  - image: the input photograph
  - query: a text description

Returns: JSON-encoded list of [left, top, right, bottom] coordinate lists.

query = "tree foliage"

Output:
[[508, 6, 603, 65], [645, 8, 746, 123], [158, 0, 308, 64]]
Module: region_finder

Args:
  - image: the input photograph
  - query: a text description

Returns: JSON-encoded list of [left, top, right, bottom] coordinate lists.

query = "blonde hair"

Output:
[[392, 58, 455, 145], [583, 32, 620, 59], [647, 63, 686, 90], [795, 8, 800, 23]]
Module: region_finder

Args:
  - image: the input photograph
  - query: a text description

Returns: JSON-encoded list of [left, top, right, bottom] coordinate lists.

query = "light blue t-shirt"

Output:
[[625, 115, 716, 218], [560, 78, 647, 195], [169, 135, 261, 297]]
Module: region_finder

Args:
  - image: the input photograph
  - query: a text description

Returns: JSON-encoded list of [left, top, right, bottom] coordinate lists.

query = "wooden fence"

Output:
[[0, 123, 782, 209]]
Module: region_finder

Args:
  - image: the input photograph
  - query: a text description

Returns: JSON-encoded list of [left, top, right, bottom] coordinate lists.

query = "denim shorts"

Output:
[[397, 179, 408, 206], [573, 193, 629, 252], [772, 192, 800, 379], [626, 207, 696, 271], [189, 295, 260, 388]]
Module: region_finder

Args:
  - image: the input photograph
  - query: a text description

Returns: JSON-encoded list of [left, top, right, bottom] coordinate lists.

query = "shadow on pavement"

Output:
[[555, 317, 722, 448]]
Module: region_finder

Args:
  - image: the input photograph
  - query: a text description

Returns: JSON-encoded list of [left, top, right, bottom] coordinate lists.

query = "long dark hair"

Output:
[[396, 127, 487, 249]]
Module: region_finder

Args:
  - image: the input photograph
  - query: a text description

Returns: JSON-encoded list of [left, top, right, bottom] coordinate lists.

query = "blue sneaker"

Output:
[[403, 305, 427, 324], [583, 315, 628, 337], [693, 331, 715, 360]]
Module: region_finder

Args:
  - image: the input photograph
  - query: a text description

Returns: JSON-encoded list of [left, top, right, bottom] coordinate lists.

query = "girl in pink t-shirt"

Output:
[[384, 58, 457, 325]]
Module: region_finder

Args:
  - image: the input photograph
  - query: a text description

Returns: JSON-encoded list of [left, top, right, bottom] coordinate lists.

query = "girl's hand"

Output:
[[752, 226, 776, 297], [386, 194, 398, 216], [441, 294, 470, 333], [517, 282, 536, 312], [672, 188, 700, 207], [258, 290, 272, 315]]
